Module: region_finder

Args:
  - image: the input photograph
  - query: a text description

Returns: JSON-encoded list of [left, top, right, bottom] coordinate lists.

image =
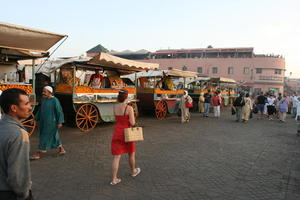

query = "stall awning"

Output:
[[211, 77, 237, 83], [88, 52, 159, 72], [219, 77, 237, 83], [166, 69, 198, 78], [122, 69, 198, 80], [0, 22, 66, 53], [131, 69, 198, 78]]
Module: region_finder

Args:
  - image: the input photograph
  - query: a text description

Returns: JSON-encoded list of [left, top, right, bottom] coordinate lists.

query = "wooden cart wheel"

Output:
[[128, 102, 139, 118], [155, 100, 168, 120], [22, 113, 36, 136], [76, 104, 99, 132]]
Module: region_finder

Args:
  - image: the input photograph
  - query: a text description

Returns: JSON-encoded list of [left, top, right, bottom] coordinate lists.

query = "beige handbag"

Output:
[[124, 127, 144, 142]]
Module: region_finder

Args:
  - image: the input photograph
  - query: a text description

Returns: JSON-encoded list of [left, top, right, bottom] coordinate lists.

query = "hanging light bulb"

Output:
[[5, 55, 8, 62]]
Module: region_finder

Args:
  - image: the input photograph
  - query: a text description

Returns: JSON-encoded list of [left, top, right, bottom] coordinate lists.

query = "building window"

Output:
[[228, 67, 234, 74], [243, 67, 250, 74], [197, 67, 203, 73], [256, 68, 262, 74], [182, 66, 188, 71], [275, 69, 281, 74], [168, 67, 173, 70], [212, 67, 218, 74]]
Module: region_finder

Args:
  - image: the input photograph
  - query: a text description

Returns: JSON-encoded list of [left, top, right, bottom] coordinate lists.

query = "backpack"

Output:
[[233, 97, 245, 107]]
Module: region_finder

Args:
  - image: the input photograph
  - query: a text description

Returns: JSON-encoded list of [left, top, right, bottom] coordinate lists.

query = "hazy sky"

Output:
[[2, 0, 300, 77]]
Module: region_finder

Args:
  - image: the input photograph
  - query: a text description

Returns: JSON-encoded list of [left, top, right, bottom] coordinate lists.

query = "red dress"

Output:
[[111, 115, 136, 155]]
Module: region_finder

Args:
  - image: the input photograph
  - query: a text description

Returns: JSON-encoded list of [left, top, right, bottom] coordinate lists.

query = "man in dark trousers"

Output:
[[0, 88, 33, 200], [203, 89, 212, 117]]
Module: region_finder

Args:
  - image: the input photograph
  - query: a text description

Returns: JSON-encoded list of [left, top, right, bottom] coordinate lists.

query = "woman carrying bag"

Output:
[[110, 89, 141, 185], [180, 90, 193, 123], [241, 93, 253, 122]]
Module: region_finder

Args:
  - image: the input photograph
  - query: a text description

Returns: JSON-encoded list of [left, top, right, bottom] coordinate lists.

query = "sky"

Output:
[[1, 0, 300, 77]]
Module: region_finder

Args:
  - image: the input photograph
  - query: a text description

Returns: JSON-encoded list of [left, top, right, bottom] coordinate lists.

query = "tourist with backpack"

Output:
[[233, 92, 245, 122]]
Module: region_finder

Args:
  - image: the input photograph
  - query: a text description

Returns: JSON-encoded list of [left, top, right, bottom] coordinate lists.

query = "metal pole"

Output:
[[54, 70, 56, 88], [32, 59, 36, 102]]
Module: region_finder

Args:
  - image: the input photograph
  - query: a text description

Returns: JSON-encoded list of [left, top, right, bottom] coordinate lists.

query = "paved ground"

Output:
[[29, 110, 300, 200]]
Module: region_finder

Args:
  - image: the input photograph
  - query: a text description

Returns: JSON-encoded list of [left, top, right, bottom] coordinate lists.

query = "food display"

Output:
[[0, 84, 33, 94]]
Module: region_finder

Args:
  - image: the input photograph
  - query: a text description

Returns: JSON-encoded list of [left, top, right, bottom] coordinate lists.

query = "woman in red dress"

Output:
[[110, 89, 141, 185]]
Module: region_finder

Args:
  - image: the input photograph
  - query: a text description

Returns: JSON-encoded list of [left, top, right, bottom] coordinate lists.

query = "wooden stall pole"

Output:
[[72, 65, 76, 94]]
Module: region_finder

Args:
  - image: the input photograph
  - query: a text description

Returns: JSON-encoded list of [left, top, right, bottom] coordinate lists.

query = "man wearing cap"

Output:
[[30, 86, 66, 160]]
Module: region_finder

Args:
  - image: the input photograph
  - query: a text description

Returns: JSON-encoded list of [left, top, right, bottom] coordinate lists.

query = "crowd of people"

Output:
[[1, 86, 299, 199], [196, 90, 300, 135], [232, 92, 300, 126]]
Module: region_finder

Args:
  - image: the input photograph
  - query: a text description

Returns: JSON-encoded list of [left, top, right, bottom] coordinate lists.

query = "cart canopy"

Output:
[[88, 52, 159, 73], [211, 77, 237, 83], [188, 77, 211, 85], [0, 22, 66, 60], [0, 22, 66, 52], [123, 69, 198, 79], [40, 53, 159, 76], [166, 69, 198, 78]]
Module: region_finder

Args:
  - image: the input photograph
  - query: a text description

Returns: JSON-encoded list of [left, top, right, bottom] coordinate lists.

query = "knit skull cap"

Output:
[[44, 86, 53, 93], [119, 89, 128, 95]]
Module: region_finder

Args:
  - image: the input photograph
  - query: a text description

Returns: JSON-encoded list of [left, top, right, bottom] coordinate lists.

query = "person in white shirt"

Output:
[[0, 90, 2, 119], [295, 96, 300, 136], [291, 93, 298, 118], [267, 95, 276, 120]]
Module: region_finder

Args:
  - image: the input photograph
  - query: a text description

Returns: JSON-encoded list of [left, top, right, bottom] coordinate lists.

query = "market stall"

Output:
[[188, 77, 238, 110], [0, 22, 66, 135], [124, 69, 197, 119], [47, 52, 158, 132]]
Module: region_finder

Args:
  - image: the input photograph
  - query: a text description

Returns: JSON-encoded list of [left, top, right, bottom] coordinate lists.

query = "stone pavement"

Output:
[[29, 110, 300, 200]]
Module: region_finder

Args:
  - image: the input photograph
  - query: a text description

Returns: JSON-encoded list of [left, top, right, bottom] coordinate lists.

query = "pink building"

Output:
[[137, 47, 285, 94], [284, 78, 300, 95]]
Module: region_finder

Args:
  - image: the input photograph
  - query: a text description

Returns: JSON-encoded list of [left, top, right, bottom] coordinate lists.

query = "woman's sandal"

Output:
[[131, 167, 141, 177], [110, 178, 121, 185], [30, 154, 40, 160], [58, 150, 66, 156]]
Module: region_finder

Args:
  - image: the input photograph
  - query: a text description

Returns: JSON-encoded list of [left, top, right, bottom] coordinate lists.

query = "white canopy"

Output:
[[36, 56, 91, 74], [123, 69, 198, 79], [0, 22, 66, 53], [211, 77, 237, 83]]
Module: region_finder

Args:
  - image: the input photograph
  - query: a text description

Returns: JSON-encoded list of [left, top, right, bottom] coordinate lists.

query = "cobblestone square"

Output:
[[29, 110, 300, 200]]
